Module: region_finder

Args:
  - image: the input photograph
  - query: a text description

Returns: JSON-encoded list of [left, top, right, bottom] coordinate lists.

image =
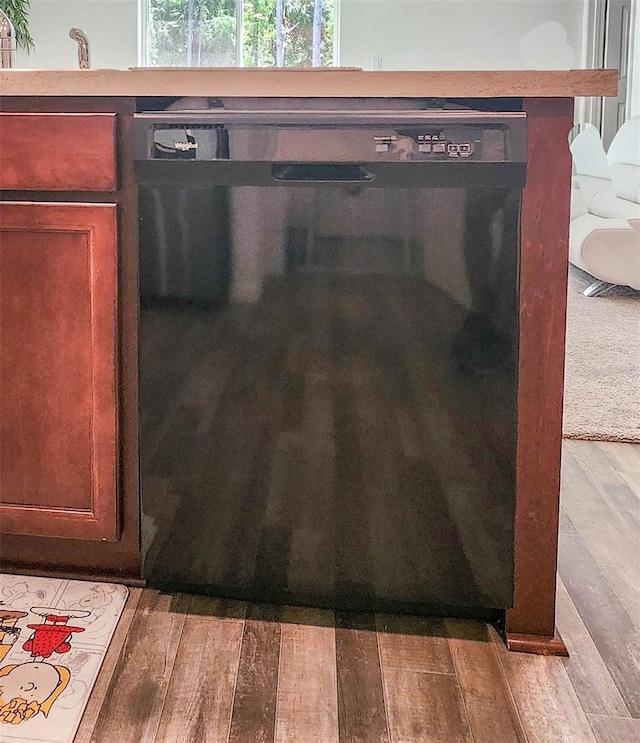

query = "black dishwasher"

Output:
[[135, 104, 527, 618]]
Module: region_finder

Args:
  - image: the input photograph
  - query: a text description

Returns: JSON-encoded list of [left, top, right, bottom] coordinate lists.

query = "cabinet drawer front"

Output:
[[0, 202, 119, 540], [0, 113, 117, 191]]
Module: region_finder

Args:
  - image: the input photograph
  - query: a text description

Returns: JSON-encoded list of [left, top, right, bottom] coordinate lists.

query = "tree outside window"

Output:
[[146, 0, 337, 68]]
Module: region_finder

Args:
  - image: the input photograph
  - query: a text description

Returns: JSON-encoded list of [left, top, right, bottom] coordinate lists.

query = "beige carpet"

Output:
[[563, 267, 640, 443]]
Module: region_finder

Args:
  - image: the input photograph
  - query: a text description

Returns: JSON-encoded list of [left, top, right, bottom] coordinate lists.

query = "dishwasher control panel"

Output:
[[371, 127, 507, 162], [134, 111, 527, 165], [419, 137, 473, 157]]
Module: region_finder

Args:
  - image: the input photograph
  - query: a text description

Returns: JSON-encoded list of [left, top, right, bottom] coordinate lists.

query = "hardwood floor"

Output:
[[75, 440, 639, 742]]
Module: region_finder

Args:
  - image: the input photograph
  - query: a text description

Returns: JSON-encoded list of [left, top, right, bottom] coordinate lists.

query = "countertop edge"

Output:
[[0, 69, 619, 98]]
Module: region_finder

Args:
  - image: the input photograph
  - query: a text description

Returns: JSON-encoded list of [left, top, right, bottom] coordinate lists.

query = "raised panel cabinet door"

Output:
[[0, 202, 119, 540]]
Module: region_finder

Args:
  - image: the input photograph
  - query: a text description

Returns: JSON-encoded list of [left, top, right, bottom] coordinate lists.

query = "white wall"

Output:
[[630, 0, 640, 117], [339, 0, 585, 70], [15, 0, 138, 69], [15, 0, 586, 71]]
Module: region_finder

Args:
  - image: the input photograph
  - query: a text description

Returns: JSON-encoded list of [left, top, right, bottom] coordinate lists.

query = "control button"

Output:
[[432, 143, 446, 153], [419, 143, 432, 153], [460, 143, 472, 153], [374, 135, 396, 154]]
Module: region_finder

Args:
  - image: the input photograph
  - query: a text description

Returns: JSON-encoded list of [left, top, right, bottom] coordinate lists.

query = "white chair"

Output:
[[607, 115, 640, 223], [569, 121, 640, 296]]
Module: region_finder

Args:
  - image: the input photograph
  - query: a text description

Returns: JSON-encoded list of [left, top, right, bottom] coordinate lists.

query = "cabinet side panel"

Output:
[[506, 97, 573, 645]]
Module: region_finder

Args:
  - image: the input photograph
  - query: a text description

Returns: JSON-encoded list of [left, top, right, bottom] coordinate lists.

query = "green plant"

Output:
[[0, 0, 34, 52]]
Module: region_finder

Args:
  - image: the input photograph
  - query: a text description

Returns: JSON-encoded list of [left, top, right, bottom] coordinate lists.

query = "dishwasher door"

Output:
[[136, 111, 526, 617], [138, 184, 230, 307]]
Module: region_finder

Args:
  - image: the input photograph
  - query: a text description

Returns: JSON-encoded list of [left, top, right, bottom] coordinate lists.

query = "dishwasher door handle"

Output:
[[271, 164, 376, 183]]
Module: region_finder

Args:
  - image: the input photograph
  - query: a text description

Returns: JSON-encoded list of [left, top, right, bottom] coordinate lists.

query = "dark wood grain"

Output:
[[588, 715, 640, 743], [383, 668, 472, 743], [0, 113, 117, 191], [506, 96, 575, 647], [0, 201, 119, 540], [73, 587, 144, 743], [566, 441, 640, 536], [32, 442, 640, 743], [555, 579, 629, 717], [561, 443, 639, 627], [335, 612, 389, 743], [445, 619, 526, 743], [228, 604, 282, 743], [275, 606, 339, 743], [154, 596, 247, 742], [89, 591, 189, 743], [376, 614, 454, 675], [378, 613, 472, 743], [492, 623, 597, 743], [558, 532, 640, 716]]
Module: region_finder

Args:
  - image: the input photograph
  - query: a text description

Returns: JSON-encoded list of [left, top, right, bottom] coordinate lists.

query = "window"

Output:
[[143, 1, 338, 68]]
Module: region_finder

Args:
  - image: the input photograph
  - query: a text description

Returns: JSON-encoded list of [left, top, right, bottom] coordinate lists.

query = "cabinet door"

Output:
[[0, 202, 119, 540]]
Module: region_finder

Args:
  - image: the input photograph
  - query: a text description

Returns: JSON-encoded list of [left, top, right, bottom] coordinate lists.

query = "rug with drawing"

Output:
[[0, 574, 128, 743]]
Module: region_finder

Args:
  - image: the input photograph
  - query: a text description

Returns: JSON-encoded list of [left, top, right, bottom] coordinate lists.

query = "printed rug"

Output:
[[0, 573, 128, 743]]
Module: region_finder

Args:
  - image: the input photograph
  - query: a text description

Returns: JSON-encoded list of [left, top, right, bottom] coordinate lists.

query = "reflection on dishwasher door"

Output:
[[138, 185, 230, 307], [135, 105, 526, 619]]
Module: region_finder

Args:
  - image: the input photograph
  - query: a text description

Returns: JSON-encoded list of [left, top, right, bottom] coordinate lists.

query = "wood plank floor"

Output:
[[75, 440, 639, 743]]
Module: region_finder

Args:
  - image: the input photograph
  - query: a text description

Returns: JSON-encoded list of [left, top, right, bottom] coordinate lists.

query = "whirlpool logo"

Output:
[[174, 141, 198, 151]]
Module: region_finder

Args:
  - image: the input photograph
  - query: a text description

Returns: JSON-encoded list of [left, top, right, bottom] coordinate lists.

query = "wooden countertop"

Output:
[[0, 68, 618, 98]]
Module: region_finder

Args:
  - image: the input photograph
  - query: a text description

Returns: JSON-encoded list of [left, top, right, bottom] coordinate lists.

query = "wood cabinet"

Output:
[[0, 113, 117, 192], [0, 202, 119, 540], [0, 97, 140, 580], [0, 90, 596, 650]]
